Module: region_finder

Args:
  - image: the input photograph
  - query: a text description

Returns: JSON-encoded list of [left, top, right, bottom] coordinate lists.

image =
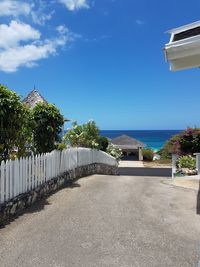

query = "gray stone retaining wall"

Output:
[[0, 163, 118, 225]]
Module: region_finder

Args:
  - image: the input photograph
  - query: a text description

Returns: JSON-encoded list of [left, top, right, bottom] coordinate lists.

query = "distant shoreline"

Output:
[[63, 129, 181, 151], [100, 130, 182, 152]]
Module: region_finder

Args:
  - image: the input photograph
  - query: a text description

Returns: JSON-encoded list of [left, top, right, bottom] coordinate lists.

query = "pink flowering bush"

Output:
[[160, 128, 200, 158], [172, 128, 200, 155]]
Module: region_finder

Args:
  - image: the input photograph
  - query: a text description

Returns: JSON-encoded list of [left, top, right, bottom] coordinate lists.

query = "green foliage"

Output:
[[0, 84, 28, 160], [32, 103, 64, 153], [160, 128, 200, 158], [57, 143, 67, 151], [64, 121, 100, 149], [106, 143, 123, 160], [176, 128, 200, 155], [142, 148, 154, 161], [158, 134, 180, 159], [16, 106, 34, 157], [177, 155, 196, 170], [97, 136, 109, 152]]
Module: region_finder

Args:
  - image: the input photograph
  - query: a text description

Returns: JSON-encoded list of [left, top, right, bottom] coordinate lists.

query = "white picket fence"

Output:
[[0, 148, 117, 204]]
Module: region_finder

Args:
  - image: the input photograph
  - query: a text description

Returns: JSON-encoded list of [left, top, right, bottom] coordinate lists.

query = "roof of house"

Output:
[[23, 89, 71, 122], [167, 20, 200, 35], [22, 89, 47, 108], [165, 20, 200, 71], [111, 135, 145, 150]]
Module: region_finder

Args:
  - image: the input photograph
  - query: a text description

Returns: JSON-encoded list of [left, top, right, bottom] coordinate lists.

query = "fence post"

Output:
[[172, 154, 178, 179], [0, 161, 5, 203], [5, 160, 10, 201], [194, 153, 200, 175]]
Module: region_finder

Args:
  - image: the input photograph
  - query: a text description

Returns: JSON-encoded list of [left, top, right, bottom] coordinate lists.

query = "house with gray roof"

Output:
[[23, 88, 70, 138], [111, 135, 145, 161], [22, 89, 47, 109]]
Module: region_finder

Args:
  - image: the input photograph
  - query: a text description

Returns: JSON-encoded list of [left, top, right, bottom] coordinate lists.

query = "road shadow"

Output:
[[197, 179, 200, 215], [0, 181, 81, 229], [119, 167, 172, 177], [121, 155, 139, 161]]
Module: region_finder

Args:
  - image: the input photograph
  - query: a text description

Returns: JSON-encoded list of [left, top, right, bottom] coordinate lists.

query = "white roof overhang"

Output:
[[164, 20, 200, 71], [167, 20, 200, 35]]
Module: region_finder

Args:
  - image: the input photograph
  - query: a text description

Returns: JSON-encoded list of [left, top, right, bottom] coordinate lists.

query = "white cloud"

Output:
[[0, 0, 31, 17], [0, 43, 56, 72], [0, 22, 78, 72], [59, 0, 89, 11], [30, 0, 54, 25], [0, 0, 53, 26], [31, 10, 54, 25], [0, 1, 84, 72], [0, 20, 40, 49], [0, 0, 91, 24], [136, 19, 144, 25], [56, 25, 68, 35]]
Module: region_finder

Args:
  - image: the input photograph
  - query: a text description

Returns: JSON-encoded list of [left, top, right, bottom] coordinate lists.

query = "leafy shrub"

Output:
[[16, 106, 34, 158], [158, 128, 200, 159], [176, 128, 200, 155], [97, 136, 109, 151], [106, 144, 122, 160], [64, 121, 100, 149], [177, 155, 196, 170], [57, 143, 67, 151], [142, 148, 154, 161], [0, 84, 31, 160], [33, 103, 64, 153], [158, 134, 180, 159]]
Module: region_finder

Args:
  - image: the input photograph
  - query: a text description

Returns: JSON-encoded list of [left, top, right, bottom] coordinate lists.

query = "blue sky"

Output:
[[0, 0, 200, 130]]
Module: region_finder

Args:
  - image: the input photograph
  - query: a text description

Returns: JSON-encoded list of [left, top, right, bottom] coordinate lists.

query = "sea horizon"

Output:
[[100, 130, 182, 152], [100, 129, 183, 131]]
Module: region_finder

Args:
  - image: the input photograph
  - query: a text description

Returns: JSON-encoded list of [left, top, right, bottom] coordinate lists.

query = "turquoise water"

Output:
[[100, 130, 182, 151]]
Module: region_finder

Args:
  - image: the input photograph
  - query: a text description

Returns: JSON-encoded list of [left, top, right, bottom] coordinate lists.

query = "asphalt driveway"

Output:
[[0, 174, 199, 267]]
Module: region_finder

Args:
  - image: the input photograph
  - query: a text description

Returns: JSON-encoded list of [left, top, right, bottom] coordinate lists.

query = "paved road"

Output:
[[119, 161, 144, 168], [0, 174, 199, 267]]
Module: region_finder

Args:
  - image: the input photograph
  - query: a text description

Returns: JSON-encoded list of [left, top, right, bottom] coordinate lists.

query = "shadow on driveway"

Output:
[[119, 167, 172, 177], [0, 181, 81, 229]]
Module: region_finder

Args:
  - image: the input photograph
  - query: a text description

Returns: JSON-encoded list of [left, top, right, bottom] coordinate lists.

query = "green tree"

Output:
[[16, 106, 34, 158], [158, 134, 180, 159], [32, 103, 64, 153], [0, 85, 27, 160], [159, 128, 200, 158], [142, 148, 154, 161], [64, 121, 100, 149], [177, 128, 200, 155], [97, 136, 109, 152], [106, 143, 122, 160]]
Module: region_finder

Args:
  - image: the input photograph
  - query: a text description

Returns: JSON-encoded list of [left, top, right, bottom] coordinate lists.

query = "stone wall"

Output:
[[0, 163, 118, 225]]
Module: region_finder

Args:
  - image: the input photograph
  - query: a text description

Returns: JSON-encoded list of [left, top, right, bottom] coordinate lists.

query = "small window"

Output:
[[173, 26, 200, 41]]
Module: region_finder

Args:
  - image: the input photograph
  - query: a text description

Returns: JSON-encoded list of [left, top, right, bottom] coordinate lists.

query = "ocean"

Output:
[[100, 130, 182, 151]]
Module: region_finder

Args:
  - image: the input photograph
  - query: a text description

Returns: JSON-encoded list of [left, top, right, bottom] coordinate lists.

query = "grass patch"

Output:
[[143, 159, 171, 168]]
